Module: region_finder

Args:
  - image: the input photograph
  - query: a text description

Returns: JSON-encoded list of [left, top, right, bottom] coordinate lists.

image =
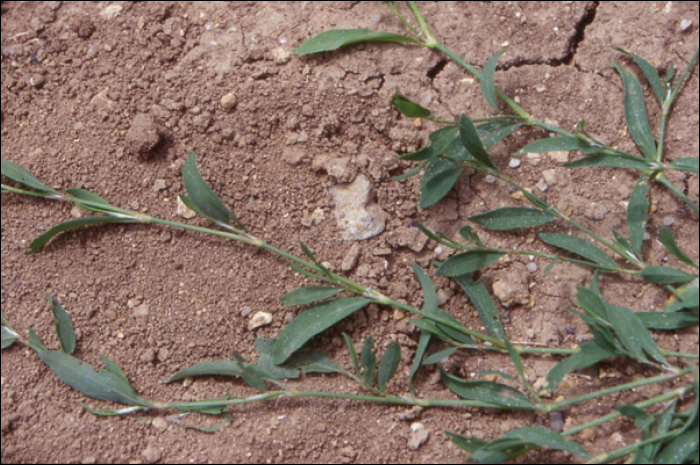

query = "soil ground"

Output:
[[1, 1, 698, 464]]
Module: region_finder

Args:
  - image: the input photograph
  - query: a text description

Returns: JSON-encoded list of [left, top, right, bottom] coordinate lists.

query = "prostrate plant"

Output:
[[2, 2, 699, 463]]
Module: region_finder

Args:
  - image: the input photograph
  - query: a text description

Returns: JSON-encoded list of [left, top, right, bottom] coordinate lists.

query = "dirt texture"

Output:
[[1, 1, 698, 464]]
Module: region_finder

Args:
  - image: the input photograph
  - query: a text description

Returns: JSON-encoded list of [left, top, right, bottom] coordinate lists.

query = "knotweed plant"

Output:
[[2, 2, 698, 463]]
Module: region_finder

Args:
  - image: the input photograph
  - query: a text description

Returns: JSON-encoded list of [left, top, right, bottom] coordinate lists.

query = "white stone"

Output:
[[249, 312, 273, 330], [331, 175, 386, 241]]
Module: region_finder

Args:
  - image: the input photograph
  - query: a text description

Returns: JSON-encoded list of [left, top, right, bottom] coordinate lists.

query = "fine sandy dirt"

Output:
[[1, 2, 698, 464]]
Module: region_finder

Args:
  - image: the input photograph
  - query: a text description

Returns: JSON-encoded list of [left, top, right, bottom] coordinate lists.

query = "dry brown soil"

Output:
[[1, 1, 698, 464]]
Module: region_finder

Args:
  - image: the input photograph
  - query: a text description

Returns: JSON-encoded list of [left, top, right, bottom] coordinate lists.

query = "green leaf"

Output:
[[607, 305, 667, 364], [361, 336, 377, 386], [254, 339, 300, 380], [576, 287, 610, 320], [422, 348, 458, 366], [27, 217, 135, 255], [665, 279, 699, 312], [669, 157, 699, 173], [281, 286, 342, 307], [459, 115, 498, 170], [613, 46, 666, 104], [436, 251, 505, 277], [343, 333, 361, 377], [377, 341, 401, 393], [637, 311, 698, 330], [565, 153, 654, 172], [627, 178, 650, 257], [392, 160, 428, 182], [1, 326, 19, 350], [641, 266, 696, 284], [659, 227, 698, 268], [497, 427, 590, 458], [391, 92, 432, 119], [164, 360, 243, 384], [34, 350, 152, 407], [419, 158, 463, 209], [538, 233, 618, 270], [294, 29, 422, 55], [618, 405, 654, 428], [655, 427, 700, 464], [441, 370, 537, 410], [520, 136, 597, 155], [27, 328, 48, 352], [401, 126, 458, 161], [447, 431, 488, 454], [272, 298, 371, 365], [545, 341, 616, 391], [65, 188, 117, 213], [477, 121, 522, 149], [470, 207, 556, 231], [459, 225, 484, 247], [182, 152, 246, 230], [46, 294, 76, 355], [481, 49, 507, 110], [1, 159, 57, 194], [284, 350, 348, 376], [409, 264, 439, 394], [613, 62, 658, 160], [453, 275, 504, 340], [234, 353, 281, 392], [544, 253, 559, 276]]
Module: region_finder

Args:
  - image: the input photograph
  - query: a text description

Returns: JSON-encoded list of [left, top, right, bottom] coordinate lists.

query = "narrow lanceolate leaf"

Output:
[[284, 350, 348, 376], [46, 294, 76, 355], [669, 157, 699, 173], [545, 341, 616, 391], [627, 178, 649, 257], [391, 92, 432, 119], [165, 360, 244, 384], [477, 121, 522, 149], [1, 326, 19, 349], [361, 336, 377, 386], [294, 29, 422, 55], [182, 152, 245, 230], [659, 227, 698, 268], [495, 427, 590, 459], [272, 298, 371, 365], [409, 264, 439, 393], [422, 348, 459, 366], [459, 115, 498, 170], [607, 305, 667, 364], [392, 160, 428, 182], [565, 153, 654, 172], [613, 62, 657, 160], [377, 341, 401, 393], [481, 49, 508, 110], [613, 46, 666, 104], [436, 251, 504, 277], [637, 311, 699, 330], [281, 287, 342, 307], [401, 126, 458, 161], [539, 233, 618, 270], [641, 266, 696, 284], [254, 339, 300, 380], [27, 217, 135, 255], [665, 279, 699, 312], [65, 189, 117, 213], [441, 371, 536, 410], [459, 225, 484, 247], [470, 207, 556, 231], [34, 350, 152, 407], [1, 159, 57, 195], [419, 158, 462, 209], [655, 427, 700, 464], [520, 136, 597, 155], [453, 275, 504, 340], [576, 287, 610, 321], [343, 333, 361, 377]]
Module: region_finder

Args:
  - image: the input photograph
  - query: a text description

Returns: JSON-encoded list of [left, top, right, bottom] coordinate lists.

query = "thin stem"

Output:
[[586, 428, 683, 464], [655, 173, 700, 214], [407, 1, 436, 46], [383, 1, 421, 37]]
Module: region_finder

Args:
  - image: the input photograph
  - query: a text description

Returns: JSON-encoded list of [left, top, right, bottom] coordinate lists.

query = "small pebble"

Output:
[[485, 175, 496, 183], [152, 417, 169, 431], [680, 19, 693, 31], [100, 4, 123, 20], [341, 244, 362, 271], [663, 216, 675, 226], [408, 423, 430, 450], [249, 312, 273, 330], [508, 158, 521, 169], [436, 289, 450, 306], [141, 444, 162, 464], [221, 92, 237, 111], [177, 196, 196, 219], [526, 262, 538, 273], [550, 412, 564, 433]]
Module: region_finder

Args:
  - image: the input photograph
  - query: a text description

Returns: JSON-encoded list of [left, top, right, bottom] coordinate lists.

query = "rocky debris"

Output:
[[386, 225, 428, 253], [125, 113, 163, 156], [341, 243, 362, 272], [220, 92, 237, 111], [492, 263, 530, 307], [313, 155, 356, 183], [331, 175, 386, 241], [133, 303, 150, 318], [408, 422, 430, 450], [100, 4, 123, 20], [339, 446, 357, 463], [141, 443, 162, 464], [177, 196, 196, 219], [249, 312, 273, 330], [396, 406, 424, 422], [152, 417, 169, 432]]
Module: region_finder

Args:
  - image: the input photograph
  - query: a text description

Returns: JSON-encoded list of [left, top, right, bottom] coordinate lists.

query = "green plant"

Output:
[[2, 2, 699, 463]]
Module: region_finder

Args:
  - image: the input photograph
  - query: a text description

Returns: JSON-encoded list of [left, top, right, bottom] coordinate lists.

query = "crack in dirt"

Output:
[[426, 58, 449, 81], [500, 1, 600, 70]]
